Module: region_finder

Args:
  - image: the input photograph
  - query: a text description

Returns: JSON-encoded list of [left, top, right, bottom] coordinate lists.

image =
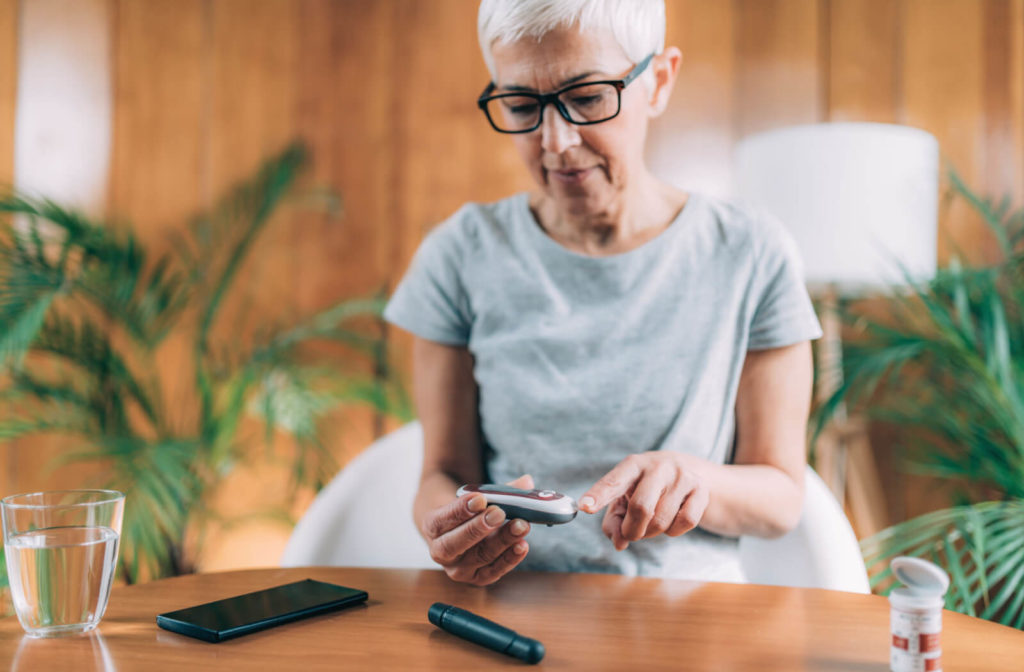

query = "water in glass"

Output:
[[5, 525, 120, 636]]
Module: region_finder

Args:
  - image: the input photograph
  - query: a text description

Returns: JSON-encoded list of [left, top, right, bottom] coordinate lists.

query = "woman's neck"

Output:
[[530, 177, 688, 257]]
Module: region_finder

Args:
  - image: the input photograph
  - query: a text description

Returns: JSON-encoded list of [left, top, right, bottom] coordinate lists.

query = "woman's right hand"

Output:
[[421, 475, 533, 586]]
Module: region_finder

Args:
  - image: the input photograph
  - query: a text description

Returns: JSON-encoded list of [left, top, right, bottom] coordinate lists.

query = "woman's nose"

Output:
[[539, 105, 581, 154]]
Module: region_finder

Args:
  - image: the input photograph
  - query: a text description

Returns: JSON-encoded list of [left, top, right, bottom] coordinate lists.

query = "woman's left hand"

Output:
[[578, 452, 709, 551]]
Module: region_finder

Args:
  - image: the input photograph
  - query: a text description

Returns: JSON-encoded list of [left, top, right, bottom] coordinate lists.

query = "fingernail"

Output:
[[485, 506, 505, 526], [579, 496, 595, 512], [514, 541, 528, 554], [511, 520, 528, 535], [468, 495, 486, 513]]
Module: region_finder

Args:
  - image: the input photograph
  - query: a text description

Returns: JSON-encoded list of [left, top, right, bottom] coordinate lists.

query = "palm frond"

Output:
[[863, 502, 1024, 628], [0, 195, 137, 268], [0, 195, 193, 358], [33, 313, 160, 434], [0, 288, 56, 369], [74, 247, 193, 348], [247, 296, 388, 366], [0, 369, 92, 407], [248, 367, 337, 440], [245, 365, 346, 490], [58, 437, 205, 583], [0, 409, 95, 441]]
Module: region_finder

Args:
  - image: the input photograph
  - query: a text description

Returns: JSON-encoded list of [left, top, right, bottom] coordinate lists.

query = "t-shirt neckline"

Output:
[[516, 191, 701, 264]]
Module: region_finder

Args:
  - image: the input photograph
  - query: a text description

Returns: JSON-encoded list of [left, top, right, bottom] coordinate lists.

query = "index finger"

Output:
[[423, 492, 487, 539], [578, 458, 643, 514]]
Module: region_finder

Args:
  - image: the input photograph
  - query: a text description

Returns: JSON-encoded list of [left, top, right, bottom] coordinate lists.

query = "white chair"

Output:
[[282, 422, 871, 594], [738, 467, 870, 593], [282, 422, 435, 569]]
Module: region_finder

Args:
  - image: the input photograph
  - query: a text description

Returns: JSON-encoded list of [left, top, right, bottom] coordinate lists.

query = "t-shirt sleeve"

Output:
[[747, 214, 823, 350], [383, 222, 472, 346]]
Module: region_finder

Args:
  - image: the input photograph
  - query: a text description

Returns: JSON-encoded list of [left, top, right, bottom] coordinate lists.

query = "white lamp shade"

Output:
[[734, 122, 939, 291], [14, 0, 112, 216]]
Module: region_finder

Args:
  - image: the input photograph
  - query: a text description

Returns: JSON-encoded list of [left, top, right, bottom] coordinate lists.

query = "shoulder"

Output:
[[421, 193, 526, 258], [696, 193, 801, 266]]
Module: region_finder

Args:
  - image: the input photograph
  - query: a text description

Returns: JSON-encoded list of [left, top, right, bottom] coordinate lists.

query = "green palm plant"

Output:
[[0, 141, 411, 587], [816, 171, 1024, 627], [863, 502, 1024, 628]]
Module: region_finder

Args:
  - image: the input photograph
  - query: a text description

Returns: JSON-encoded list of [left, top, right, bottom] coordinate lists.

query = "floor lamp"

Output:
[[735, 122, 939, 537]]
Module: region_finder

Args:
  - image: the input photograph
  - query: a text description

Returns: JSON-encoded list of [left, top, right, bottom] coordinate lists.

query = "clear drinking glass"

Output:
[[1, 490, 125, 637]]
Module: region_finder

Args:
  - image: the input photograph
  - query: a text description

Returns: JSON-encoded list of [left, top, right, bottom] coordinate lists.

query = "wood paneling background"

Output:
[[0, 0, 14, 189], [0, 0, 17, 501], [3, 0, 1023, 570]]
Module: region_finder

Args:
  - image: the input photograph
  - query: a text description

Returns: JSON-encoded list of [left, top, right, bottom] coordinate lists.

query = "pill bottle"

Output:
[[888, 556, 949, 672]]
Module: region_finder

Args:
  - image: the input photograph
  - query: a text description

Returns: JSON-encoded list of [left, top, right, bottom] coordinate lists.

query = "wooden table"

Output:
[[2, 567, 1022, 670]]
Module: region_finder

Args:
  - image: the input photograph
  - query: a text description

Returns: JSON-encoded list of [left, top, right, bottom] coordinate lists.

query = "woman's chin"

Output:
[[547, 187, 613, 217]]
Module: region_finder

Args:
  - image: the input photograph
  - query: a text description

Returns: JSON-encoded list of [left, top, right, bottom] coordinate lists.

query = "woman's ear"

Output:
[[648, 46, 682, 117]]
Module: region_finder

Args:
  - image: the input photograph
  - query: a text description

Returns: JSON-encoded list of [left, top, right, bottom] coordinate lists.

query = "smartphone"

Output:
[[156, 578, 368, 642]]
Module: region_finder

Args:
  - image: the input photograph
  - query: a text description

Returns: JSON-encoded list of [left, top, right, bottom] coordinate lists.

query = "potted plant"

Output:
[[0, 142, 411, 589], [816, 172, 1024, 628]]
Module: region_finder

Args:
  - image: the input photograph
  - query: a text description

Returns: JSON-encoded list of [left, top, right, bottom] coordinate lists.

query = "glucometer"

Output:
[[456, 484, 577, 525]]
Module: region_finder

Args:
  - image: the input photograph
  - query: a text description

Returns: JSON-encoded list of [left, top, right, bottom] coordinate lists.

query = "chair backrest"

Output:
[[283, 422, 871, 594], [738, 467, 870, 593], [280, 422, 434, 569]]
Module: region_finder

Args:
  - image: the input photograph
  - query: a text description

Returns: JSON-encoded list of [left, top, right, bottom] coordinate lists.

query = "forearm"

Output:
[[695, 342, 811, 539], [411, 338, 484, 542], [682, 455, 804, 539]]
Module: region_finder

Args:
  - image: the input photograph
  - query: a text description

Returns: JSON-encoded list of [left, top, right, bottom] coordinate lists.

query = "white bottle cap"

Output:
[[891, 556, 950, 596], [889, 556, 949, 611]]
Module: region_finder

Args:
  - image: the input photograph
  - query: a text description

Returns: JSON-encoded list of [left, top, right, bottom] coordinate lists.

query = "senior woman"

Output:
[[384, 0, 822, 586]]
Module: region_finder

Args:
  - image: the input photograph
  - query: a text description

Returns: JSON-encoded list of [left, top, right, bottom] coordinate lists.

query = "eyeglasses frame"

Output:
[[476, 52, 656, 134]]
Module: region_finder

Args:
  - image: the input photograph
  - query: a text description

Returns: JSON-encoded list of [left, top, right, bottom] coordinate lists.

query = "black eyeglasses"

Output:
[[477, 53, 655, 134]]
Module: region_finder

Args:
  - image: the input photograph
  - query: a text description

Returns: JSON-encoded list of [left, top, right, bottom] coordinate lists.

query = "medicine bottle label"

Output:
[[890, 607, 941, 672]]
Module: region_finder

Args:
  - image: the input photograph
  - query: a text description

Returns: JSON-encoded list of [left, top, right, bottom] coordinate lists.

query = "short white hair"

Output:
[[477, 0, 666, 80]]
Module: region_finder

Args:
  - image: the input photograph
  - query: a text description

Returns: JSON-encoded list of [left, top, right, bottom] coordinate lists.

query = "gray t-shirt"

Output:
[[384, 191, 822, 582]]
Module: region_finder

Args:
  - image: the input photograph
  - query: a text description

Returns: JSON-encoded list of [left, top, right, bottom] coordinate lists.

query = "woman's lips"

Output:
[[549, 167, 594, 185]]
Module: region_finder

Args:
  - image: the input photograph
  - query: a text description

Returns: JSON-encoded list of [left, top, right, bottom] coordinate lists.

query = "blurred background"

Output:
[[0, 0, 1021, 588]]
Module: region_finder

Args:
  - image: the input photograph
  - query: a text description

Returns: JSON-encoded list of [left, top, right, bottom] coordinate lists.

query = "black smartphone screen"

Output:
[[156, 578, 368, 642]]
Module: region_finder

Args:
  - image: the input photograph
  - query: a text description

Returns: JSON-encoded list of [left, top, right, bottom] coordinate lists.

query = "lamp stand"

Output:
[[814, 285, 889, 538]]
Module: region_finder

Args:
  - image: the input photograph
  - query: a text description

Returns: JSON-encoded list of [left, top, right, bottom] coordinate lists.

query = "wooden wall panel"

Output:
[[108, 0, 206, 235], [0, 0, 16, 186], [199, 0, 303, 571], [649, 0, 736, 196], [292, 0, 395, 309], [981, 0, 1024, 206], [826, 0, 899, 122], [735, 0, 824, 138], [107, 0, 206, 450], [0, 0, 15, 500], [903, 0, 989, 263], [208, 0, 296, 335], [391, 0, 528, 263]]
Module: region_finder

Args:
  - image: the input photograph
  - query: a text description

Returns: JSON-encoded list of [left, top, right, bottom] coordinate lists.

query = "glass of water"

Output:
[[1, 490, 125, 637]]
